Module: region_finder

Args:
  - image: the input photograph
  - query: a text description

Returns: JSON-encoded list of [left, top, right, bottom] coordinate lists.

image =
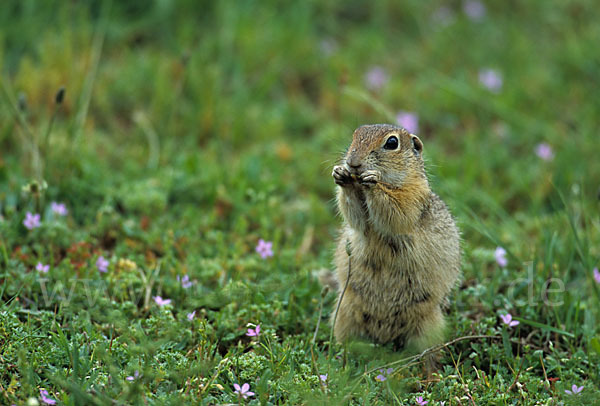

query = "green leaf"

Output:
[[515, 318, 575, 338], [590, 337, 600, 355]]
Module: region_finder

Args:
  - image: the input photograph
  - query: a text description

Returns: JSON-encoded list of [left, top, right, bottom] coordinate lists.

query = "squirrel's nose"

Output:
[[346, 156, 362, 170]]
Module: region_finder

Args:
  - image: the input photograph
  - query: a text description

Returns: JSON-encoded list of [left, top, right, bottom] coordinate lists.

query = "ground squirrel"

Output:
[[331, 124, 461, 353]]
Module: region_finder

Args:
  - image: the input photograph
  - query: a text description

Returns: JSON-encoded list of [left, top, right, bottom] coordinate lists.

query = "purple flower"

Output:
[[233, 383, 255, 399], [463, 0, 486, 21], [378, 367, 394, 375], [375, 367, 394, 382], [500, 313, 520, 327], [432, 6, 455, 27], [319, 374, 328, 382], [495, 247, 508, 268], [187, 311, 196, 321], [36, 262, 50, 273], [154, 296, 172, 306], [255, 239, 274, 259], [320, 38, 338, 56], [594, 268, 600, 284], [535, 143, 554, 161], [177, 274, 193, 289], [415, 396, 429, 406], [50, 202, 68, 216], [126, 370, 140, 381], [96, 256, 109, 273], [39, 389, 57, 405], [479, 69, 503, 93], [395, 111, 419, 134], [565, 384, 584, 395], [364, 66, 389, 91], [246, 324, 261, 337], [23, 212, 41, 230]]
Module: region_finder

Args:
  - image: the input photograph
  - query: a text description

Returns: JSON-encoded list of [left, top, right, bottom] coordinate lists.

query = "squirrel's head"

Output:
[[344, 124, 426, 187]]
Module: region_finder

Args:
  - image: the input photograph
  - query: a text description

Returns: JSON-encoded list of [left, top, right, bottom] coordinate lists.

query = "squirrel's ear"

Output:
[[411, 135, 423, 154]]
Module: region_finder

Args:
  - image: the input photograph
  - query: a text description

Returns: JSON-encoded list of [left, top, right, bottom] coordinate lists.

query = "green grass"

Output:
[[1, 0, 599, 404]]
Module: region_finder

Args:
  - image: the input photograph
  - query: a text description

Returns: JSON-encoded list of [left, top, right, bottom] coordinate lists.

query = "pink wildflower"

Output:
[[39, 389, 57, 405], [177, 274, 193, 289], [364, 66, 389, 91], [246, 325, 261, 337], [23, 212, 41, 230], [233, 383, 255, 399], [500, 313, 520, 327], [154, 296, 172, 306], [495, 247, 508, 267], [463, 0, 486, 21], [395, 111, 419, 134], [535, 143, 554, 161], [479, 69, 503, 92], [96, 256, 109, 273], [51, 202, 68, 216], [255, 239, 273, 259], [565, 384, 584, 395], [432, 6, 455, 27], [415, 396, 429, 406]]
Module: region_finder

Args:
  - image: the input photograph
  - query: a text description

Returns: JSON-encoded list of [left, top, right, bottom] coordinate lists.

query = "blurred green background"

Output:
[[1, 0, 599, 404], [2, 1, 599, 223]]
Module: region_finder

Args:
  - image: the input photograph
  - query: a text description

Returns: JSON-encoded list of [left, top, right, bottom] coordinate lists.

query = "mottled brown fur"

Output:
[[331, 124, 461, 354]]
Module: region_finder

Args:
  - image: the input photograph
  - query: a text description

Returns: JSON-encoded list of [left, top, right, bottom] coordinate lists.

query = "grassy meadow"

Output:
[[1, 0, 600, 404]]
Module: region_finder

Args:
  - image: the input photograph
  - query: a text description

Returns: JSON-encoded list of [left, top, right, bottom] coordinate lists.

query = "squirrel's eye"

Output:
[[384, 136, 399, 150]]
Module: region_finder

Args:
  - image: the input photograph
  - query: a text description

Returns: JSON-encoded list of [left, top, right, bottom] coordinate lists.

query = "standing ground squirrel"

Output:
[[331, 124, 461, 353]]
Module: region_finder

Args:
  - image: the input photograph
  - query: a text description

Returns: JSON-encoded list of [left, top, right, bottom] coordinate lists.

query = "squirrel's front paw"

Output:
[[359, 170, 380, 187], [333, 165, 354, 186]]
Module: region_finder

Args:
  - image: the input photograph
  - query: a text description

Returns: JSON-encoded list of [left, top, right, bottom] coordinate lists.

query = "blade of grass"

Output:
[[514, 317, 574, 338], [72, 0, 110, 145], [0, 76, 41, 178], [554, 183, 599, 300], [342, 86, 396, 122], [0, 76, 35, 142]]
